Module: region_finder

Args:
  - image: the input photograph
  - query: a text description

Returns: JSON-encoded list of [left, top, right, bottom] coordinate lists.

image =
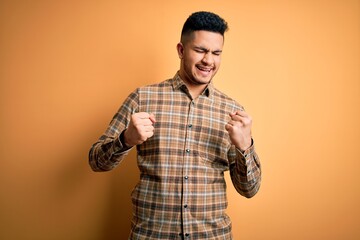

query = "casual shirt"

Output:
[[89, 72, 261, 239]]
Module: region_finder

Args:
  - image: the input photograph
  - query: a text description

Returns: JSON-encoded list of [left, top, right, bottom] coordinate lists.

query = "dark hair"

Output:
[[181, 11, 229, 42]]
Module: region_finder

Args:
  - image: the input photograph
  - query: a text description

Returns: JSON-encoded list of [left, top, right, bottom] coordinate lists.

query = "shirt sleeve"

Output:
[[228, 140, 262, 198], [88, 89, 139, 172]]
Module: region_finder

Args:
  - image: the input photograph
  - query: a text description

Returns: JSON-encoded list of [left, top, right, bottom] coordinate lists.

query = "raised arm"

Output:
[[88, 90, 139, 172], [225, 109, 261, 197]]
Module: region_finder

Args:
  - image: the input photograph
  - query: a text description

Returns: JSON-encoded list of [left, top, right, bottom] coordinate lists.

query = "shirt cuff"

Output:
[[236, 139, 255, 164], [113, 130, 133, 154]]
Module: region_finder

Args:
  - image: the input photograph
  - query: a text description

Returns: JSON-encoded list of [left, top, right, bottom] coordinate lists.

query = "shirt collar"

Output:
[[171, 72, 214, 98]]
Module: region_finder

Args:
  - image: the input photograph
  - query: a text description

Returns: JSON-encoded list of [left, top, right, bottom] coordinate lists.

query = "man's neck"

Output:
[[178, 73, 208, 99]]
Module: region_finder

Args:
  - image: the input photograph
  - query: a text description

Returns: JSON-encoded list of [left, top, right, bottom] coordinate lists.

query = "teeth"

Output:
[[197, 66, 211, 72]]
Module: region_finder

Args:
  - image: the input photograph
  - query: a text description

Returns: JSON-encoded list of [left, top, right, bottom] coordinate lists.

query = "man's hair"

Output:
[[181, 11, 229, 43]]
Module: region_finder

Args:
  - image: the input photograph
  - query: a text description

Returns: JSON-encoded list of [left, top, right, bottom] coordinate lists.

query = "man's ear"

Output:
[[176, 42, 184, 59]]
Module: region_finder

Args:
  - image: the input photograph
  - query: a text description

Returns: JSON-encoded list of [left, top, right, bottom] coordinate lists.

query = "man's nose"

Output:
[[202, 52, 214, 65]]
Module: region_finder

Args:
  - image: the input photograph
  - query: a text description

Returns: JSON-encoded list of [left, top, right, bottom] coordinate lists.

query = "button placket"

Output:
[[182, 99, 195, 238]]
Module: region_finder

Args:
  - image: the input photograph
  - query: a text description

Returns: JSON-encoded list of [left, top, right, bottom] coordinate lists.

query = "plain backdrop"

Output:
[[0, 0, 359, 239]]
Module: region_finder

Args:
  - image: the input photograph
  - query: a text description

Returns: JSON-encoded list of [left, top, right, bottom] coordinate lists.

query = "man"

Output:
[[89, 11, 261, 239]]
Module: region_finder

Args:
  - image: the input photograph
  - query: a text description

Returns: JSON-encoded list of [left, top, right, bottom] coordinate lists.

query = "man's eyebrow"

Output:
[[194, 46, 222, 53], [194, 46, 209, 52]]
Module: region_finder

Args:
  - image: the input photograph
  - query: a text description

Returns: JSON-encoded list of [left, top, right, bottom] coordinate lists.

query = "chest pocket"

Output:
[[194, 121, 231, 172]]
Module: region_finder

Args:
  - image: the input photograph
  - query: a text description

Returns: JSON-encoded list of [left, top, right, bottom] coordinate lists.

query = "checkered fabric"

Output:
[[89, 73, 261, 239]]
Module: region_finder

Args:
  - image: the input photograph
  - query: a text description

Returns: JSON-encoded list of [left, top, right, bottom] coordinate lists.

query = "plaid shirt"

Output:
[[89, 73, 261, 239]]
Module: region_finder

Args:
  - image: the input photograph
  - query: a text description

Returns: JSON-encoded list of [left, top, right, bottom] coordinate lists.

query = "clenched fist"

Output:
[[123, 112, 156, 147], [225, 109, 252, 151]]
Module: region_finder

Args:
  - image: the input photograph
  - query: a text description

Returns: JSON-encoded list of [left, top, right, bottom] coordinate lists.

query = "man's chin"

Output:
[[195, 75, 213, 84]]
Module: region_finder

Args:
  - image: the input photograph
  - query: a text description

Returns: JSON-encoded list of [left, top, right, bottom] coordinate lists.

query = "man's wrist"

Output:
[[120, 130, 132, 149], [238, 138, 253, 153]]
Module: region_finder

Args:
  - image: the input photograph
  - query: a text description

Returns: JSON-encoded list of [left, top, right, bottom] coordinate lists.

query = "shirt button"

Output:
[[188, 124, 192, 128], [186, 149, 190, 153], [184, 204, 188, 208], [185, 233, 190, 237], [184, 176, 188, 180]]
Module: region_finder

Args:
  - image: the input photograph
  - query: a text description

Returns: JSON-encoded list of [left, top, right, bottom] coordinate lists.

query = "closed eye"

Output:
[[194, 47, 208, 53], [213, 51, 222, 56], [193, 47, 222, 56]]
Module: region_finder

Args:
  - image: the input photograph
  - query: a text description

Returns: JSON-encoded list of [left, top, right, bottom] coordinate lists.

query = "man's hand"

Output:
[[225, 109, 252, 151], [123, 112, 156, 147]]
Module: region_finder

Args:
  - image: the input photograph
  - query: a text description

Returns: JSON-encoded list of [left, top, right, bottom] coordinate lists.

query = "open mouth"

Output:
[[196, 65, 212, 73]]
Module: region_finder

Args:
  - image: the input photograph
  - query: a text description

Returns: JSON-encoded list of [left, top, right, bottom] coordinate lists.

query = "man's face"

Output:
[[177, 30, 224, 88]]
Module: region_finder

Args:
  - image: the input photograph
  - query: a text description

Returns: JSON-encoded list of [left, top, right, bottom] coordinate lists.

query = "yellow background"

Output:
[[1, 0, 359, 239]]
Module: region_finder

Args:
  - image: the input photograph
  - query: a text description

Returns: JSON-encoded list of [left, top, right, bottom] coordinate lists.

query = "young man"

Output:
[[89, 11, 261, 240]]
